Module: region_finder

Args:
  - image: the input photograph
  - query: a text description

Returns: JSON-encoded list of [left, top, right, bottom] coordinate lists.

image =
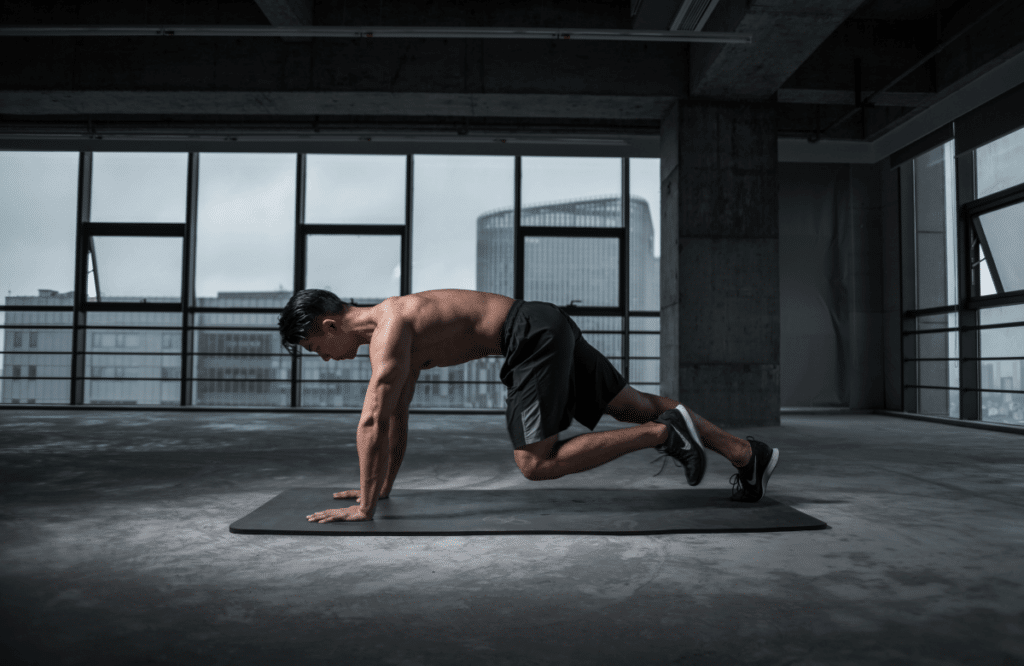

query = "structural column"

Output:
[[660, 100, 780, 427]]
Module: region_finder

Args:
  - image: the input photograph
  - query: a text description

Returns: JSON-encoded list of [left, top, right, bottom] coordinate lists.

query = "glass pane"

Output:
[[0, 152, 78, 301], [981, 360, 1022, 391], [907, 359, 960, 388], [83, 326, 181, 404], [630, 316, 660, 331], [980, 390, 1024, 425], [630, 332, 659, 358], [476, 206, 514, 298], [2, 379, 70, 405], [305, 155, 406, 225], [976, 126, 1024, 198], [196, 153, 295, 303], [524, 237, 618, 307], [573, 315, 621, 332], [913, 143, 957, 310], [0, 312, 74, 401], [629, 358, 660, 385], [411, 359, 507, 409], [84, 380, 180, 406], [976, 201, 1024, 293], [300, 352, 370, 408], [86, 312, 182, 329], [909, 387, 958, 418], [521, 157, 621, 226], [629, 158, 660, 312], [411, 155, 515, 295], [978, 246, 997, 297], [192, 328, 291, 407], [979, 304, 1024, 326], [306, 235, 401, 301], [980, 323, 1024, 360], [91, 152, 188, 223], [90, 237, 182, 301], [194, 311, 281, 330]]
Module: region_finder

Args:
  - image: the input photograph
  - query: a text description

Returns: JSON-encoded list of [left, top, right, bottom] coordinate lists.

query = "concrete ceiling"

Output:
[[0, 0, 1021, 150]]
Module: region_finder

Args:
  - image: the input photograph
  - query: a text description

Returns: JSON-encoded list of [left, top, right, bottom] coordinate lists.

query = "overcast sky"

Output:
[[0, 151, 660, 303]]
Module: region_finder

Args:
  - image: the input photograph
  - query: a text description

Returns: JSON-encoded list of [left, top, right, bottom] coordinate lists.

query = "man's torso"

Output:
[[371, 289, 516, 371]]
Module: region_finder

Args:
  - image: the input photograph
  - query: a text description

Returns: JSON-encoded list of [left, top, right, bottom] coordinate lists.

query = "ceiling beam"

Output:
[[777, 89, 935, 107], [690, 0, 866, 99], [0, 25, 751, 43]]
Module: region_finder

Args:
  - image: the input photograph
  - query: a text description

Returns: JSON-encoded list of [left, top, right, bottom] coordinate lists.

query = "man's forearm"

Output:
[[382, 411, 409, 495], [356, 420, 391, 517]]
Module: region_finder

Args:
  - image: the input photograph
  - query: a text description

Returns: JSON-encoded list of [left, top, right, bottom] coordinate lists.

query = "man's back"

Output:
[[382, 289, 516, 370]]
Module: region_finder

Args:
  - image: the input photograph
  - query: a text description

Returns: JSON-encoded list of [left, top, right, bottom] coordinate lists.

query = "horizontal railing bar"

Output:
[[905, 357, 1024, 362], [903, 321, 1024, 335], [84, 222, 185, 237], [904, 384, 1024, 395]]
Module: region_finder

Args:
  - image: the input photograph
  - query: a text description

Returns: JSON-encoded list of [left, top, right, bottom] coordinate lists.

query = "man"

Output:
[[278, 288, 780, 523]]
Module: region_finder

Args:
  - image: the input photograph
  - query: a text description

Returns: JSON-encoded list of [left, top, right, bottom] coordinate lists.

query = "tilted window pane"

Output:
[[196, 153, 295, 303], [306, 235, 402, 302], [976, 200, 1024, 293], [90, 237, 182, 301], [305, 155, 406, 225], [411, 155, 514, 295], [976, 126, 1024, 199], [0, 152, 78, 301], [91, 152, 188, 223]]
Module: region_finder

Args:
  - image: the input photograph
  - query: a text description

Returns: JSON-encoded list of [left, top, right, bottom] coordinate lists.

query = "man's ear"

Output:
[[320, 317, 338, 334]]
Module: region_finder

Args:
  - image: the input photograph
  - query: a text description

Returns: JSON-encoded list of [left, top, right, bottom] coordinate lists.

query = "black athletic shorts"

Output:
[[498, 299, 628, 449]]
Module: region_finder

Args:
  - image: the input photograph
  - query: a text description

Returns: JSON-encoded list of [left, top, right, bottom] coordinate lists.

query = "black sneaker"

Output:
[[730, 437, 780, 503], [651, 405, 706, 486]]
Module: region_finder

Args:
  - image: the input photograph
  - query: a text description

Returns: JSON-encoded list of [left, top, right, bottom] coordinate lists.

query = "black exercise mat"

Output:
[[230, 488, 828, 535]]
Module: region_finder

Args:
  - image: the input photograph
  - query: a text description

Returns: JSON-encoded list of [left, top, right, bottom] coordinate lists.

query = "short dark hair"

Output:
[[278, 289, 348, 353]]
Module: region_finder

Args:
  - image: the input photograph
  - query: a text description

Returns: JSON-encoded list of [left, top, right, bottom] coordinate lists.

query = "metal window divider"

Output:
[[70, 152, 92, 405], [181, 152, 199, 406]]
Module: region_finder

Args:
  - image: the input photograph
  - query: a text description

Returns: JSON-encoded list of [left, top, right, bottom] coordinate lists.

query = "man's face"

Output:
[[298, 318, 359, 362]]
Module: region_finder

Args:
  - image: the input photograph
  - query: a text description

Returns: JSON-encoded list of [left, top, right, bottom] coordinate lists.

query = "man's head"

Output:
[[278, 289, 357, 361]]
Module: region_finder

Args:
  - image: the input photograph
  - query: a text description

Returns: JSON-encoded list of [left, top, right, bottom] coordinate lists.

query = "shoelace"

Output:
[[649, 452, 683, 477], [729, 472, 747, 500]]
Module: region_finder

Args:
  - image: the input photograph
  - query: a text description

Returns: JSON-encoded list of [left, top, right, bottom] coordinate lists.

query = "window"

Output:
[[902, 125, 1024, 427], [1, 149, 661, 412]]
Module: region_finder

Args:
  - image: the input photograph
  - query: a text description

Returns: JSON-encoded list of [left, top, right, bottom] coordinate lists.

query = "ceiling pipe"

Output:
[[0, 24, 751, 44]]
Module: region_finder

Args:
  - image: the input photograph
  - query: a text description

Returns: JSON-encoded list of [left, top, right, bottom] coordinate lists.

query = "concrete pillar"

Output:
[[660, 100, 780, 427]]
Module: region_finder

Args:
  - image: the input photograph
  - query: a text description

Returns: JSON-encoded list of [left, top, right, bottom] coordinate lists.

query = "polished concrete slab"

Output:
[[1, 409, 1022, 665], [230, 487, 827, 536]]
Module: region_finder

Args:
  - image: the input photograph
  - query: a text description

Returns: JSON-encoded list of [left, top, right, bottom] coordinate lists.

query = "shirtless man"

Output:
[[277, 288, 780, 523]]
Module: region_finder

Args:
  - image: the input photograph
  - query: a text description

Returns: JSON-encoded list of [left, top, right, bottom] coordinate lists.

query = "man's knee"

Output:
[[514, 434, 562, 480]]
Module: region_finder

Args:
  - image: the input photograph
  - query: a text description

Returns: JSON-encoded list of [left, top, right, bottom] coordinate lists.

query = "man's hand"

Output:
[[333, 489, 390, 502], [306, 505, 371, 523]]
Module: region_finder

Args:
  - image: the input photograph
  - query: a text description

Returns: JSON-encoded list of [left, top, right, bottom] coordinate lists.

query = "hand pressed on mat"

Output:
[[306, 505, 371, 523]]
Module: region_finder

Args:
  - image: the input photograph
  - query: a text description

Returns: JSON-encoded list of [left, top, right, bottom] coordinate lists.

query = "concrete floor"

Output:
[[1, 409, 1022, 666]]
